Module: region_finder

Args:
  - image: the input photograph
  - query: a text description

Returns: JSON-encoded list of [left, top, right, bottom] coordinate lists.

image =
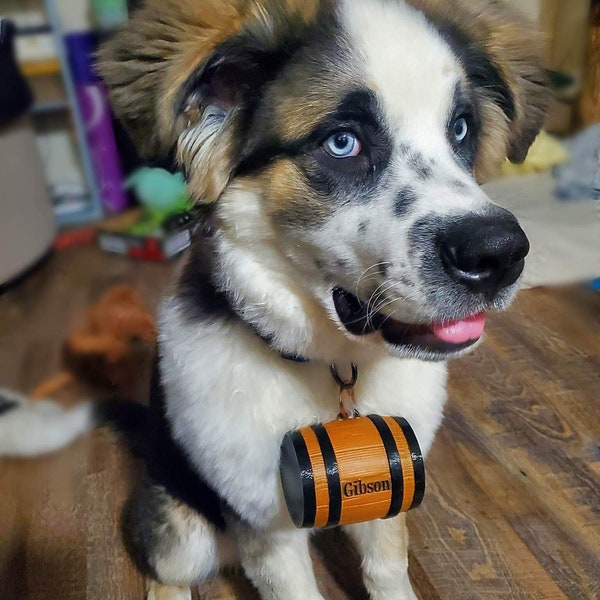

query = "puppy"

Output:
[[99, 1, 547, 598]]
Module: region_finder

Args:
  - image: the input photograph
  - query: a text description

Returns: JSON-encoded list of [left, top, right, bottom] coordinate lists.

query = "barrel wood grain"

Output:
[[0, 247, 598, 599]]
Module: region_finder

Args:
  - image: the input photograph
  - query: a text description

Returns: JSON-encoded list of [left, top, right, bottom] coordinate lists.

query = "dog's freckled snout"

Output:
[[439, 213, 530, 298]]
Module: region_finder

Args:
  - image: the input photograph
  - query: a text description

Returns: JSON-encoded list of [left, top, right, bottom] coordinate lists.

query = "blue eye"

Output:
[[453, 117, 469, 144], [323, 132, 362, 158]]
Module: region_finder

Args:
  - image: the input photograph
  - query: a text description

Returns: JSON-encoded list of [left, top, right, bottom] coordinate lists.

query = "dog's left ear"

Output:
[[413, 0, 549, 177], [460, 1, 549, 168], [471, 7, 550, 166]]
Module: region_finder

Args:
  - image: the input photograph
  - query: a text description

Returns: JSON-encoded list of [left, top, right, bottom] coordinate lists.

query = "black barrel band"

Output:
[[393, 417, 426, 510], [289, 430, 317, 528], [367, 415, 404, 519], [311, 424, 342, 528]]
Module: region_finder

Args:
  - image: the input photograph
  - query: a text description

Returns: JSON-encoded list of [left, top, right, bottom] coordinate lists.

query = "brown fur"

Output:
[[99, 0, 321, 190], [99, 0, 547, 196], [262, 160, 332, 227]]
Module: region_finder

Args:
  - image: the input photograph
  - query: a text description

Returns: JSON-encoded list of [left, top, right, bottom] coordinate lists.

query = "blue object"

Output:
[[554, 124, 600, 201]]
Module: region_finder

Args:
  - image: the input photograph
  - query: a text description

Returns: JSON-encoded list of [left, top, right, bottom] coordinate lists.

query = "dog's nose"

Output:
[[439, 213, 529, 298]]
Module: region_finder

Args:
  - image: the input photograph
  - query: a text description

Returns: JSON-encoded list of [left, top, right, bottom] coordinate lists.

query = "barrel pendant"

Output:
[[280, 415, 425, 529]]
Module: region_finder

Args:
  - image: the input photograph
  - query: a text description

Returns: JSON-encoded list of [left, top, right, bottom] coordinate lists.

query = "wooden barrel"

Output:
[[280, 415, 425, 529]]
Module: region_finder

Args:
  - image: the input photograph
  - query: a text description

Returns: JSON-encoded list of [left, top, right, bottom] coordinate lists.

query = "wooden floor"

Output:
[[0, 247, 598, 600]]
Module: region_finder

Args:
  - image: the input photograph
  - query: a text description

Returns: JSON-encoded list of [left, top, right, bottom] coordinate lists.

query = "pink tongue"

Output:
[[431, 313, 487, 345]]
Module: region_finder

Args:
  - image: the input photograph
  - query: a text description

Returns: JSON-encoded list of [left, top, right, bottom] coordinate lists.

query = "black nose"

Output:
[[439, 213, 529, 298]]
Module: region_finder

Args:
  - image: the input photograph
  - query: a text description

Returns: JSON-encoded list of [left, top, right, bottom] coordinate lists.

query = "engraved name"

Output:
[[343, 479, 391, 498]]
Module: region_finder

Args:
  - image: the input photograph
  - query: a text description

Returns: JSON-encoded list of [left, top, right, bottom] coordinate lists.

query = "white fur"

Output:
[[160, 296, 446, 530], [178, 104, 227, 172], [153, 510, 238, 586], [342, 0, 489, 215], [346, 516, 417, 600], [234, 526, 325, 600], [0, 389, 93, 457]]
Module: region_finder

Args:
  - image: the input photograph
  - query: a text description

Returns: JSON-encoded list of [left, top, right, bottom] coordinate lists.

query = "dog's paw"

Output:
[[146, 581, 192, 600], [367, 581, 419, 600]]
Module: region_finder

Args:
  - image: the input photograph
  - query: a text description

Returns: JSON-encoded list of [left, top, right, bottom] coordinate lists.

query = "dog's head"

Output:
[[100, 0, 547, 361]]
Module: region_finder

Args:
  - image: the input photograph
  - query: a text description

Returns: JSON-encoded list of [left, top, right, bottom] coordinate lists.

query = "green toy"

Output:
[[91, 0, 129, 30], [126, 168, 193, 236]]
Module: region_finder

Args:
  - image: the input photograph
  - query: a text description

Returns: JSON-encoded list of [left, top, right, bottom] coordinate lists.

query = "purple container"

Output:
[[65, 32, 128, 214]]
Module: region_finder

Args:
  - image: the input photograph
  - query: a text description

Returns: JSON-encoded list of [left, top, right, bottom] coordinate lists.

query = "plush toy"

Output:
[[0, 388, 93, 457], [31, 284, 157, 403], [0, 285, 156, 457], [125, 168, 193, 236]]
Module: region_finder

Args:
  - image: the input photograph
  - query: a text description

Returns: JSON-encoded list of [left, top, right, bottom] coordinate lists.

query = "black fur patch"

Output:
[[378, 263, 391, 278], [235, 89, 391, 182], [399, 275, 416, 289], [394, 187, 418, 217], [178, 218, 235, 324], [451, 179, 468, 192], [178, 215, 307, 361], [446, 85, 480, 172], [95, 401, 150, 458], [175, 8, 319, 122], [145, 358, 229, 531], [437, 22, 516, 122], [121, 478, 177, 581], [408, 152, 433, 180]]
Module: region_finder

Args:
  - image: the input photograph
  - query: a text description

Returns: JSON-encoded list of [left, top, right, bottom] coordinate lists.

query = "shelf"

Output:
[[16, 24, 51, 36], [21, 58, 61, 77], [32, 100, 69, 114]]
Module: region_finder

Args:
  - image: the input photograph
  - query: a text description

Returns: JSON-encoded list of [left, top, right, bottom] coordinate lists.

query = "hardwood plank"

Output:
[[409, 427, 568, 600], [0, 248, 173, 600], [85, 430, 145, 600], [443, 408, 600, 599], [444, 304, 600, 561]]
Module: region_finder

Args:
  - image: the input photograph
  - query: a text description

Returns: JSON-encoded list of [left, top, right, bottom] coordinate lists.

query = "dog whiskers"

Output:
[[355, 262, 392, 299], [362, 281, 398, 334]]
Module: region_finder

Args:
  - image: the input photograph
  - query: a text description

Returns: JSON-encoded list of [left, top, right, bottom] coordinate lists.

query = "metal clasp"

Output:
[[330, 363, 359, 419]]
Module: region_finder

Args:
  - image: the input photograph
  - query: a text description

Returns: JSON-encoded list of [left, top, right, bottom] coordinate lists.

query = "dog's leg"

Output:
[[235, 526, 325, 600], [123, 479, 238, 596], [345, 515, 418, 600]]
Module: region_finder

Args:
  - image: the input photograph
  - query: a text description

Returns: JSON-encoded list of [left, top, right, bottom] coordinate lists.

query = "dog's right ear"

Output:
[[97, 1, 245, 162], [99, 0, 320, 202]]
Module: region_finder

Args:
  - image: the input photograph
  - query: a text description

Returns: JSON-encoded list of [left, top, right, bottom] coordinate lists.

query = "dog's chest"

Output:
[[159, 300, 447, 527]]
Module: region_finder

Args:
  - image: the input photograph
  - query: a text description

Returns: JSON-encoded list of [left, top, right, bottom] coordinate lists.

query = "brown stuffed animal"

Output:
[[31, 285, 157, 404]]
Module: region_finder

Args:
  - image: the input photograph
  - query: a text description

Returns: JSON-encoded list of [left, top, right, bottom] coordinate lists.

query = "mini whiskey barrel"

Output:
[[280, 415, 425, 529]]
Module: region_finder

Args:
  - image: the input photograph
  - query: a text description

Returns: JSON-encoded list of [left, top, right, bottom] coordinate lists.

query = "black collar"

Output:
[[255, 330, 310, 363]]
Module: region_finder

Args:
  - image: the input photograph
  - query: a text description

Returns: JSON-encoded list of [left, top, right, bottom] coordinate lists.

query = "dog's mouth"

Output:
[[332, 287, 486, 357]]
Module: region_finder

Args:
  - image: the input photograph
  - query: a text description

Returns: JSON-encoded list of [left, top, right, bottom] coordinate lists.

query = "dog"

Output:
[[99, 1, 547, 598]]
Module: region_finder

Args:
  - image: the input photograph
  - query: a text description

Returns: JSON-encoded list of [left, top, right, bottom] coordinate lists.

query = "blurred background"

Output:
[[0, 1, 598, 599]]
